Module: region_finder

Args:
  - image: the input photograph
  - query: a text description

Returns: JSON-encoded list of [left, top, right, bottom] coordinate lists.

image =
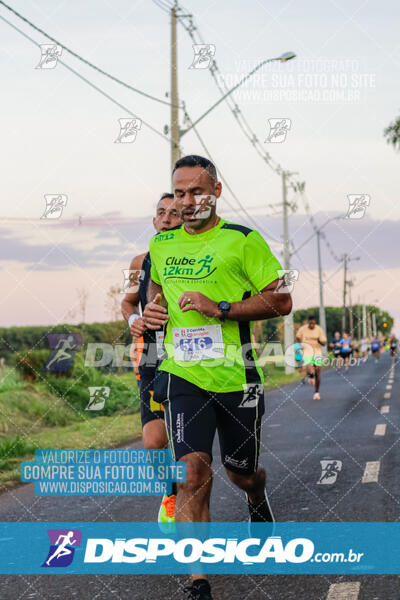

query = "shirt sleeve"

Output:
[[242, 230, 282, 292], [149, 240, 161, 285]]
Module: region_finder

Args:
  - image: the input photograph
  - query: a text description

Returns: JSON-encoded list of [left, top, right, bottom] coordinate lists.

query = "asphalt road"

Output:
[[0, 353, 399, 599]]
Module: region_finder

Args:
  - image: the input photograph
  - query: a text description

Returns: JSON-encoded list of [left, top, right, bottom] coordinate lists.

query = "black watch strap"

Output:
[[218, 301, 231, 322]]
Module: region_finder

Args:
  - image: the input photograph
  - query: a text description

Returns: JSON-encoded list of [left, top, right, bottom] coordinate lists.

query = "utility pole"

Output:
[[357, 302, 361, 340], [362, 303, 367, 338], [342, 254, 348, 333], [316, 230, 327, 356], [170, 2, 180, 172], [282, 171, 294, 373], [372, 312, 377, 337], [348, 280, 354, 340]]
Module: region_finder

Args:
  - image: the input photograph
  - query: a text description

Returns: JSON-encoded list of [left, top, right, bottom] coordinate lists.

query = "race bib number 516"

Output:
[[172, 325, 225, 361]]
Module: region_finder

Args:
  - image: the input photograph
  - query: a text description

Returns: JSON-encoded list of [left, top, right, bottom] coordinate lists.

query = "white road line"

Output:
[[384, 392, 391, 399], [326, 582, 361, 600], [386, 384, 392, 390], [374, 424, 386, 436], [388, 378, 394, 384], [362, 461, 380, 483], [381, 405, 390, 414]]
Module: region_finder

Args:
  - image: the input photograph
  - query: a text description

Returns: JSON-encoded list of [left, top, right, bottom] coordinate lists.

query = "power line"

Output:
[[177, 11, 285, 177], [298, 190, 342, 263], [173, 1, 307, 194], [0, 13, 176, 144], [182, 105, 282, 242], [0, 0, 180, 109], [1, 7, 282, 235], [152, 0, 173, 14]]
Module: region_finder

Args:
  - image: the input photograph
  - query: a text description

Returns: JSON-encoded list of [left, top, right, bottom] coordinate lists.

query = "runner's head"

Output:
[[153, 193, 181, 233], [342, 332, 349, 338], [308, 315, 316, 329], [172, 155, 222, 231], [334, 331, 341, 339]]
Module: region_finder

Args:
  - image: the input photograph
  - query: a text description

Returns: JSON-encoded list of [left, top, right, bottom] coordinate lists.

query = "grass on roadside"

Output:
[[0, 413, 143, 489], [0, 366, 143, 488]]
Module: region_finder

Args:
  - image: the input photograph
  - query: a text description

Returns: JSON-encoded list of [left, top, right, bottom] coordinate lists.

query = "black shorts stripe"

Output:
[[239, 291, 261, 384]]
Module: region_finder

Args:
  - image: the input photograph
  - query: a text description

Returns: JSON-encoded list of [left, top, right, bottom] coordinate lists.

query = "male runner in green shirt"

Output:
[[143, 155, 292, 600]]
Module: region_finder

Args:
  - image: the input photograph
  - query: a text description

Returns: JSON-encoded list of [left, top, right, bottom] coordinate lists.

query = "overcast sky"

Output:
[[1, 0, 399, 332]]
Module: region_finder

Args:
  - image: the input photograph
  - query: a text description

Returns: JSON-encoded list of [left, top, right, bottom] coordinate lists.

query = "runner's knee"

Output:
[[178, 453, 212, 492], [142, 420, 168, 449]]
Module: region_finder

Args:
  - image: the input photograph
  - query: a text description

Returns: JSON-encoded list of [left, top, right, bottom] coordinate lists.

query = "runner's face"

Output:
[[308, 319, 316, 329], [153, 197, 181, 233], [172, 166, 221, 230]]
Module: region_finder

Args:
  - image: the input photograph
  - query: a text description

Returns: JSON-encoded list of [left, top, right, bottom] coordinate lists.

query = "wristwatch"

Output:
[[218, 301, 231, 322]]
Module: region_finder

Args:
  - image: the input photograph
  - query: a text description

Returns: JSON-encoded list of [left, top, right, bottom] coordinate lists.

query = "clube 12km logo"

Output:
[[162, 255, 216, 279]]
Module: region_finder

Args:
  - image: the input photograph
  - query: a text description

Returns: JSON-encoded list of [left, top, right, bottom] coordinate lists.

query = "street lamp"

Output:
[[180, 51, 296, 136], [291, 215, 343, 355]]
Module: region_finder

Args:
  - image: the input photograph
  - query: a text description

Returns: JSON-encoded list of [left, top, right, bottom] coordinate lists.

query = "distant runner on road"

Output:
[[294, 341, 305, 383], [371, 336, 381, 362], [390, 336, 398, 359], [330, 331, 343, 370], [296, 315, 327, 400], [360, 336, 369, 362], [339, 332, 353, 371]]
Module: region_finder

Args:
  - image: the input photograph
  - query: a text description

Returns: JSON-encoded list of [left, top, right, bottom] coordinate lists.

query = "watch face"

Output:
[[219, 301, 230, 311]]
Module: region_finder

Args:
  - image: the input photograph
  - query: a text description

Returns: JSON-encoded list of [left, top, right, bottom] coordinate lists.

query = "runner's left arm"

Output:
[[179, 230, 291, 321], [178, 280, 291, 321]]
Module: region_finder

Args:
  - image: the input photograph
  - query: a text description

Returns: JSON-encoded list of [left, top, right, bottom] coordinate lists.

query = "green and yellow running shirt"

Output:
[[149, 218, 282, 392]]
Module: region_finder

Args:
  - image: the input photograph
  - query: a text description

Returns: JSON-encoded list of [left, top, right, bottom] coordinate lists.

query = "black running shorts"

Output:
[[162, 373, 265, 474], [139, 366, 169, 427]]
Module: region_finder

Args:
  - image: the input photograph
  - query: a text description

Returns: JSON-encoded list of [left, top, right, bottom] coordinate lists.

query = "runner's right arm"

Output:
[[142, 279, 169, 330], [121, 253, 147, 337]]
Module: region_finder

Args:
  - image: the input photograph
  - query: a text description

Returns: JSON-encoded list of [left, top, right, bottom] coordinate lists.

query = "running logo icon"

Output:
[[86, 386, 110, 411], [121, 269, 145, 293], [115, 118, 142, 143], [275, 269, 299, 293], [346, 194, 370, 219], [317, 460, 342, 485], [42, 529, 82, 567], [265, 118, 291, 143], [240, 384, 263, 408], [43, 334, 82, 373], [36, 44, 62, 69], [193, 195, 216, 219], [189, 44, 216, 69], [41, 194, 68, 219], [195, 255, 214, 276]]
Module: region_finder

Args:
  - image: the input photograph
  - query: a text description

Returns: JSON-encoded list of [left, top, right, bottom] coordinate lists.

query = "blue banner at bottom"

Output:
[[0, 522, 398, 574]]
